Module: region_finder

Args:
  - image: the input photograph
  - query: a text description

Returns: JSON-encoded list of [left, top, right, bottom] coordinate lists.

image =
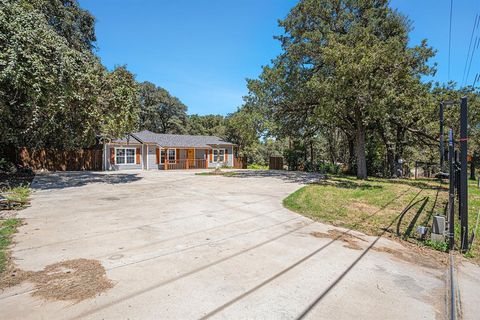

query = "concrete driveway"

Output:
[[1, 170, 448, 319]]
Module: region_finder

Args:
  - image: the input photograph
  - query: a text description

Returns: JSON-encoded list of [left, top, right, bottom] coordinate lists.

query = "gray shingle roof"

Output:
[[112, 130, 235, 148]]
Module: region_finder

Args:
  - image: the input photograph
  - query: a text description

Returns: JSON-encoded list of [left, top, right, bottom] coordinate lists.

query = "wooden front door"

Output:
[[187, 149, 195, 168]]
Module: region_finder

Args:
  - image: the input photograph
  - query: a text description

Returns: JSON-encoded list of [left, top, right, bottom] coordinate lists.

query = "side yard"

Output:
[[284, 175, 479, 262], [0, 173, 32, 275]]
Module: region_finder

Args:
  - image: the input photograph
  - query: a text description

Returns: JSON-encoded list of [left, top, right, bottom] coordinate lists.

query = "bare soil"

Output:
[[0, 258, 113, 302]]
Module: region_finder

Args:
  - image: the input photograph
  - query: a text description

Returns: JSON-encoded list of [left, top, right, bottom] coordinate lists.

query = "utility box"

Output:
[[432, 215, 446, 234], [431, 215, 446, 242]]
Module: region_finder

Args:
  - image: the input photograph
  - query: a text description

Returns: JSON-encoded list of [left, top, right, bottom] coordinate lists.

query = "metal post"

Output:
[[459, 97, 469, 252], [448, 129, 455, 250], [440, 102, 445, 172]]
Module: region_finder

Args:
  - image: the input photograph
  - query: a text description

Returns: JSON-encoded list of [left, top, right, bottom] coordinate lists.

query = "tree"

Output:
[[0, 0, 140, 149], [246, 0, 435, 179], [101, 66, 140, 138], [187, 114, 226, 137], [138, 81, 188, 134]]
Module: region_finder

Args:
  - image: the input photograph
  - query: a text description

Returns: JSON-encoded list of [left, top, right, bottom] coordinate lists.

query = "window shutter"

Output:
[[136, 148, 141, 164], [176, 148, 179, 162], [110, 148, 115, 164], [210, 149, 213, 162], [156, 148, 159, 164], [224, 149, 228, 163]]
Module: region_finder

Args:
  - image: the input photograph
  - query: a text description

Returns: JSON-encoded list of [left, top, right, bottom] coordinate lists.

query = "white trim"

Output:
[[114, 147, 137, 165], [145, 145, 148, 170], [167, 149, 176, 163], [210, 148, 226, 163]]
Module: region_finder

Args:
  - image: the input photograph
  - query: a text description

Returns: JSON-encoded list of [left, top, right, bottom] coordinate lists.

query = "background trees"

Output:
[[244, 0, 437, 179], [138, 81, 188, 134], [0, 0, 139, 149]]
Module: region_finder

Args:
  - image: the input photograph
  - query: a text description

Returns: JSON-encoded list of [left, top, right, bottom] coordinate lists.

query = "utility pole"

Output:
[[459, 97, 469, 252], [440, 102, 445, 172], [448, 129, 455, 250]]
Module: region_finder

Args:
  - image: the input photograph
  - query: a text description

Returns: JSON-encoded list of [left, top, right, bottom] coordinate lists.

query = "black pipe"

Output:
[[460, 97, 469, 252], [449, 129, 455, 251], [440, 102, 445, 171]]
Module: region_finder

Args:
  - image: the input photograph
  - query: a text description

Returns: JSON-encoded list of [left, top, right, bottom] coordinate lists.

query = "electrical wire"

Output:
[[448, 0, 454, 81], [462, 14, 478, 85]]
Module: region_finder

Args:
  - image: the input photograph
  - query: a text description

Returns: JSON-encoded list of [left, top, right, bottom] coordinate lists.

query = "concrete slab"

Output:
[[0, 170, 455, 319]]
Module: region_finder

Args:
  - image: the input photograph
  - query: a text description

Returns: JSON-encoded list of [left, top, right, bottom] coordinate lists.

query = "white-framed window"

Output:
[[115, 147, 136, 165], [160, 149, 165, 164], [212, 149, 225, 163], [168, 149, 176, 162]]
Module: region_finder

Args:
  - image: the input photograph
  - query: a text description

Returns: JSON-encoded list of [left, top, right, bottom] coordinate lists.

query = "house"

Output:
[[103, 130, 237, 171]]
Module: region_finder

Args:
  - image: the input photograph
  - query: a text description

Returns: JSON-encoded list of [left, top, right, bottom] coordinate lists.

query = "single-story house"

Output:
[[103, 130, 237, 171]]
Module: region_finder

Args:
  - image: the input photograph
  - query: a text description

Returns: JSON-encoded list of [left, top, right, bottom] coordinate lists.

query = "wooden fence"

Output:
[[5, 147, 103, 171], [233, 156, 247, 169], [269, 156, 284, 170]]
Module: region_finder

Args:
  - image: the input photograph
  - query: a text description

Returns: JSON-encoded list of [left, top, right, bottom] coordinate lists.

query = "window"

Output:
[[168, 149, 176, 162], [160, 149, 165, 164], [115, 148, 136, 165], [212, 149, 225, 163]]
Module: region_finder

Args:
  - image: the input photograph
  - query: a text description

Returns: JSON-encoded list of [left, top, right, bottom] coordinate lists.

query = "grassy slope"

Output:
[[0, 186, 30, 273], [284, 176, 451, 248], [468, 179, 480, 258]]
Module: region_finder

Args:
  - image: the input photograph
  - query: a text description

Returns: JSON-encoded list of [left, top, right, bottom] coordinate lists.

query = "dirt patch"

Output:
[[372, 245, 447, 269], [1, 258, 113, 302], [311, 229, 367, 250]]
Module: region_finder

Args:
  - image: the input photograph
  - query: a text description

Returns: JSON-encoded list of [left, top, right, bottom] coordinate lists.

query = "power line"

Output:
[[462, 14, 478, 85], [466, 36, 479, 85], [448, 0, 454, 81]]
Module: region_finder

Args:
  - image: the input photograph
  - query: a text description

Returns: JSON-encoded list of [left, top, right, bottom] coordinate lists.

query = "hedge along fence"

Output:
[[3, 147, 103, 171]]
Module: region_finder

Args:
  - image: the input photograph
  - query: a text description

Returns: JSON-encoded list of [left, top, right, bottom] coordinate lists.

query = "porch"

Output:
[[145, 146, 231, 170]]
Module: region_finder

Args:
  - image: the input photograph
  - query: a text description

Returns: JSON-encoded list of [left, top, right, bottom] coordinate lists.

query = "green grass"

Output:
[[247, 163, 268, 170], [4, 186, 30, 204], [284, 176, 449, 251], [467, 179, 480, 259], [0, 186, 30, 274], [195, 171, 238, 177], [0, 218, 22, 273]]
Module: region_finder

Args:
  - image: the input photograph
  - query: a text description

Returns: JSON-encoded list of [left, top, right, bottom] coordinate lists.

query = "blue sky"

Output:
[[80, 0, 480, 116]]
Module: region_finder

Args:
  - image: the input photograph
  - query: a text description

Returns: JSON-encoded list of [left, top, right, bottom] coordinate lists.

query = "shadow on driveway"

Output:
[[31, 172, 142, 191], [228, 170, 323, 184]]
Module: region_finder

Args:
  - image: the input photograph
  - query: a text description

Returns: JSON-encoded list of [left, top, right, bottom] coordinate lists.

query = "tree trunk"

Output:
[[355, 121, 367, 179], [310, 141, 314, 163], [347, 136, 355, 174], [470, 155, 476, 180]]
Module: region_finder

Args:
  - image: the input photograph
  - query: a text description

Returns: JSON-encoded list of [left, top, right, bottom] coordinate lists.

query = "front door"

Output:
[[187, 149, 195, 168]]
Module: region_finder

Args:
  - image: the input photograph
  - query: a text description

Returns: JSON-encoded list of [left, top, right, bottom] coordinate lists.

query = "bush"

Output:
[[0, 158, 16, 174]]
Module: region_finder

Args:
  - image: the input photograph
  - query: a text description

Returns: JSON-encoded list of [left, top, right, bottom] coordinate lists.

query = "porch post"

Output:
[[165, 148, 168, 170], [146, 145, 149, 170]]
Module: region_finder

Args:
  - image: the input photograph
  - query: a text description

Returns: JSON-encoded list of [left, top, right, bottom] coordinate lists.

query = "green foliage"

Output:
[[424, 240, 448, 252], [247, 164, 268, 170], [138, 81, 188, 134], [245, 0, 436, 179], [0, 218, 21, 273], [188, 114, 226, 137], [0, 0, 140, 149], [4, 186, 30, 204]]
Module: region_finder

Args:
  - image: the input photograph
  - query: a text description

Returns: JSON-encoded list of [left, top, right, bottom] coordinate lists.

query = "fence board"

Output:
[[3, 147, 103, 171], [233, 156, 247, 169], [269, 156, 284, 170]]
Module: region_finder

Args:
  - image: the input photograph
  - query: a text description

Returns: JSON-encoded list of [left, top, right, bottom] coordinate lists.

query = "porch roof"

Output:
[[112, 130, 235, 148]]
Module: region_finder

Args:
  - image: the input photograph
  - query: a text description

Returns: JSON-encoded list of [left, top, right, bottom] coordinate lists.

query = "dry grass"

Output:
[[0, 259, 113, 302], [285, 176, 450, 254]]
